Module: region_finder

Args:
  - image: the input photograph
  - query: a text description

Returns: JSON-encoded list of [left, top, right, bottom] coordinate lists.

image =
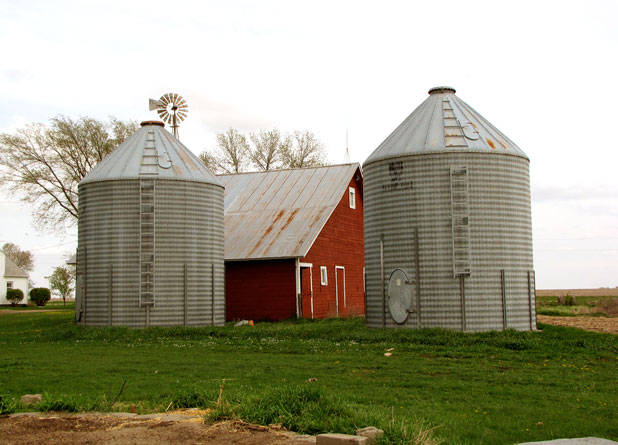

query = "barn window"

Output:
[[6, 281, 13, 289], [349, 187, 356, 209], [320, 266, 328, 285]]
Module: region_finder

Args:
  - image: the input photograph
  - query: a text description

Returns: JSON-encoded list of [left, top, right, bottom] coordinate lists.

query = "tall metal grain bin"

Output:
[[76, 121, 225, 327], [364, 87, 535, 331]]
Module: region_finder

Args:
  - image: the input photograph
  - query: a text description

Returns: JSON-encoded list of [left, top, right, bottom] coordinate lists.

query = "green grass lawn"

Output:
[[1, 300, 75, 311], [1, 310, 617, 444]]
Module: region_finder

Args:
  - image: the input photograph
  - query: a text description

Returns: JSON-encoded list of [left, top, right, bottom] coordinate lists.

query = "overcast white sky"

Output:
[[1, 0, 617, 290]]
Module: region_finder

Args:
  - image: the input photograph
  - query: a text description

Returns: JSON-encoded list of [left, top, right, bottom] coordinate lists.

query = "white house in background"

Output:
[[0, 251, 29, 305]]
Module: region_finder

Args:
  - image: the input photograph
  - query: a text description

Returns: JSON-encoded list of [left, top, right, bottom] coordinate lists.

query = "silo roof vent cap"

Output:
[[428, 86, 456, 95], [140, 120, 165, 127]]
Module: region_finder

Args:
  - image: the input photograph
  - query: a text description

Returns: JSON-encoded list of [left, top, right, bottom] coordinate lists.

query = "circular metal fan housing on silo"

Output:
[[387, 269, 414, 324]]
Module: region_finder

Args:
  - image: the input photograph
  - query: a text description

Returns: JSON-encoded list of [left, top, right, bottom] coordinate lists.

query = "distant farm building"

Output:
[[219, 164, 364, 321], [0, 251, 29, 305]]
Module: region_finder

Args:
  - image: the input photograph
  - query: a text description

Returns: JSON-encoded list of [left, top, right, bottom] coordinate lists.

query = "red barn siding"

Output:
[[225, 259, 296, 321], [301, 176, 365, 318]]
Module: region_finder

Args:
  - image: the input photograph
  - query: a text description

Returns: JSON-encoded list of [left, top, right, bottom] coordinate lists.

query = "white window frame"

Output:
[[6, 281, 13, 289], [299, 262, 314, 319], [349, 186, 356, 209], [335, 266, 346, 316], [320, 266, 328, 286]]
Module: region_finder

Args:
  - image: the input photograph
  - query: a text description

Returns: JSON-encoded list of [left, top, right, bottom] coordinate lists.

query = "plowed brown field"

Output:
[[537, 315, 618, 334]]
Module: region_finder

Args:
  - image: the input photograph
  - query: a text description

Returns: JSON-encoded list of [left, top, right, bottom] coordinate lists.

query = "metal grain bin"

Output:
[[364, 87, 535, 331], [76, 121, 225, 327]]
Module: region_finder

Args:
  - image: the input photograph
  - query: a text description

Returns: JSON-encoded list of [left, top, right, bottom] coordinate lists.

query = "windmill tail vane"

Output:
[[148, 93, 188, 139]]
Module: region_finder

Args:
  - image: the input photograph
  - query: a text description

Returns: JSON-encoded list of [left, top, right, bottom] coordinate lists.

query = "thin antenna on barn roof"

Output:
[[344, 129, 351, 163]]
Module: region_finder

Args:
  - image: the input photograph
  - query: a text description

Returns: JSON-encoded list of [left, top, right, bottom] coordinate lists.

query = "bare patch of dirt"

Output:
[[538, 315, 618, 334], [0, 412, 315, 445]]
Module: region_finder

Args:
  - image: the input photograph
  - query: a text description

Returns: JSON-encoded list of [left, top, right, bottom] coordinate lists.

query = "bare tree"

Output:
[[2, 243, 34, 273], [199, 128, 328, 173], [248, 129, 290, 171], [281, 130, 327, 168], [200, 128, 250, 174], [0, 116, 138, 230], [198, 151, 219, 173]]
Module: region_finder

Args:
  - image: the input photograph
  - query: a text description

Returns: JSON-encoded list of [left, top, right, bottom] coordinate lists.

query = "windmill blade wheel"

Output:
[[157, 93, 189, 124]]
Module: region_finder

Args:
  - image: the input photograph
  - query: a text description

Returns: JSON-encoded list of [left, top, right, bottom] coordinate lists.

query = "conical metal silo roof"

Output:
[[365, 87, 528, 165], [80, 121, 221, 186]]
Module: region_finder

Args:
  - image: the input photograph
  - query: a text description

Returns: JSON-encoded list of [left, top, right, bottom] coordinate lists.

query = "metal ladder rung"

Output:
[[450, 165, 470, 278], [139, 178, 156, 308]]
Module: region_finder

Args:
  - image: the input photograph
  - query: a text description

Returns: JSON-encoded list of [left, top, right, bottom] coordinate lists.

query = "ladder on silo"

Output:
[[139, 130, 158, 308], [139, 180, 155, 307], [450, 166, 471, 277], [443, 99, 468, 148]]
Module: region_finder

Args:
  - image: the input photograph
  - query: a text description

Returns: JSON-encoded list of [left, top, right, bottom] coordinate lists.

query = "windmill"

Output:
[[148, 93, 188, 139]]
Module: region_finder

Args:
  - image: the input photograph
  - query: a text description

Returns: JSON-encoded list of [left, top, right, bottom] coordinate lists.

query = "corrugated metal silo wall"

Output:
[[152, 180, 225, 327], [364, 152, 535, 331], [77, 179, 225, 327], [78, 180, 141, 326]]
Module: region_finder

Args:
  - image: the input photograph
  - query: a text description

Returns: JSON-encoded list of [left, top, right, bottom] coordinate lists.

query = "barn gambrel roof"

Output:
[[218, 163, 362, 261]]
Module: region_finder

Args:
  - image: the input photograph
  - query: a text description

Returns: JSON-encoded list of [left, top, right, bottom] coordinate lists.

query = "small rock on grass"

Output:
[[20, 394, 42, 405], [316, 433, 368, 444], [355, 427, 384, 444], [294, 435, 317, 443]]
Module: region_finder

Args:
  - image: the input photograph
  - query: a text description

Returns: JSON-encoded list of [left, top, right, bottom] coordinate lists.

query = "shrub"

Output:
[[556, 296, 565, 305], [564, 293, 577, 306], [0, 395, 17, 414], [29, 287, 51, 306], [172, 388, 214, 409], [6, 288, 24, 306], [240, 386, 354, 435], [38, 394, 79, 412], [601, 298, 618, 316]]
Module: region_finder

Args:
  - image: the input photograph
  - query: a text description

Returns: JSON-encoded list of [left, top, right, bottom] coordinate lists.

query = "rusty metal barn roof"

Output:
[[218, 163, 361, 261], [80, 121, 221, 186], [365, 86, 528, 165], [4, 254, 28, 278]]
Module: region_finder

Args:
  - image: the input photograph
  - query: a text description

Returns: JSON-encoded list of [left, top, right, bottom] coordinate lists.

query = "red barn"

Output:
[[219, 163, 364, 321]]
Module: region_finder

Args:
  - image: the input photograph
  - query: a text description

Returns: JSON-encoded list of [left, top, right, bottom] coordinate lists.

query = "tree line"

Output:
[[199, 128, 326, 174]]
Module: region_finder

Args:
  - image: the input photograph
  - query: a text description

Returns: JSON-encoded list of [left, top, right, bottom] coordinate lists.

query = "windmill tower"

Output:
[[149, 93, 188, 139]]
